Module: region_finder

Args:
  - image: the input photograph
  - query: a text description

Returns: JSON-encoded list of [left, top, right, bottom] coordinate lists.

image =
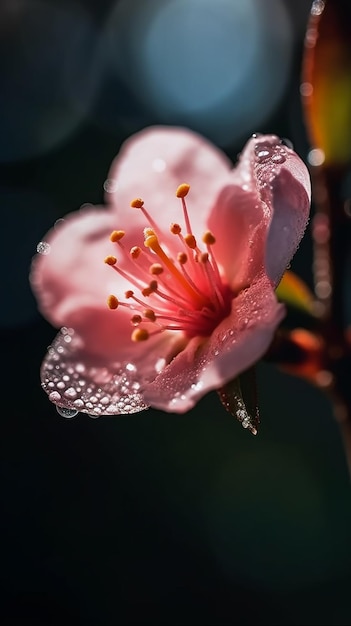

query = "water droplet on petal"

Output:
[[49, 391, 61, 402], [256, 149, 272, 161], [64, 387, 77, 399], [103, 178, 118, 193], [271, 153, 286, 164], [56, 406, 78, 419], [36, 241, 51, 255]]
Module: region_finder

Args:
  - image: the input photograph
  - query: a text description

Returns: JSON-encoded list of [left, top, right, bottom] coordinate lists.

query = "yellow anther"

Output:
[[110, 230, 125, 242], [176, 183, 190, 198], [107, 294, 119, 309], [144, 231, 158, 249], [150, 263, 164, 275], [131, 314, 142, 325], [144, 309, 156, 322], [142, 287, 152, 297], [202, 231, 216, 245], [104, 255, 117, 266], [130, 198, 144, 208], [199, 252, 209, 263], [125, 290, 134, 298], [149, 280, 158, 292], [184, 234, 197, 249], [177, 252, 188, 264], [130, 246, 142, 259], [170, 223, 182, 235], [131, 328, 149, 342], [144, 228, 206, 307]]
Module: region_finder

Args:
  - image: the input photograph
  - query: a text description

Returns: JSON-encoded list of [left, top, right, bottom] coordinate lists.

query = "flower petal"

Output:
[[30, 207, 118, 327], [106, 126, 232, 237], [41, 327, 148, 416], [265, 149, 311, 285], [143, 274, 285, 413], [41, 326, 185, 416], [30, 206, 182, 361], [207, 134, 311, 288]]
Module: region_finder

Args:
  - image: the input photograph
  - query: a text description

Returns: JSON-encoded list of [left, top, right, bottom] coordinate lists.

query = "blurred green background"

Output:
[[2, 1, 351, 624]]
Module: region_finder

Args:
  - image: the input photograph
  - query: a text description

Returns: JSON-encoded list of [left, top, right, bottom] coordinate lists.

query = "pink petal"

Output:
[[30, 207, 117, 327], [143, 274, 285, 413], [106, 126, 232, 237], [30, 207, 181, 361], [207, 135, 311, 289], [41, 325, 186, 416]]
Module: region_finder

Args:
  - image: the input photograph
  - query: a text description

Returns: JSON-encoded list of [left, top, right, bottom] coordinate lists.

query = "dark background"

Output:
[[2, 1, 351, 625]]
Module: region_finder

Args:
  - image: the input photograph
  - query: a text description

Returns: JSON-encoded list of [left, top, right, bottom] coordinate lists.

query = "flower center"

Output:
[[104, 183, 233, 342]]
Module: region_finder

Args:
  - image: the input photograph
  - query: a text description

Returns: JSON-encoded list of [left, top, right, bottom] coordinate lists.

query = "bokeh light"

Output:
[[103, 0, 293, 146], [0, 0, 101, 162]]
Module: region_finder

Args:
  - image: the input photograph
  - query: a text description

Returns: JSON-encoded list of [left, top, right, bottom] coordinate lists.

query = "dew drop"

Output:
[[73, 399, 84, 409], [56, 406, 78, 419], [271, 153, 286, 164], [49, 391, 61, 402], [256, 149, 271, 162], [64, 387, 77, 399], [311, 0, 325, 16], [103, 178, 118, 193], [36, 241, 51, 255]]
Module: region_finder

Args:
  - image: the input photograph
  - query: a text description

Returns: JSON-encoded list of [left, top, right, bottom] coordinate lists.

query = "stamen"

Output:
[[177, 252, 187, 264], [104, 183, 233, 341], [131, 314, 142, 325], [106, 257, 145, 292], [199, 251, 226, 309], [143, 308, 156, 322], [176, 183, 192, 235], [130, 246, 142, 259], [131, 328, 149, 342], [130, 198, 144, 208], [144, 230, 206, 307], [107, 294, 119, 309], [131, 198, 159, 232], [176, 183, 190, 198], [104, 255, 117, 266], [170, 223, 182, 235], [202, 231, 216, 245], [202, 230, 222, 284], [110, 230, 125, 242], [184, 234, 197, 249], [141, 280, 158, 298], [149, 263, 164, 275]]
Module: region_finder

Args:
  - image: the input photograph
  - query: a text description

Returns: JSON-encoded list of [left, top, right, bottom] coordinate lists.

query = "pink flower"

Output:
[[30, 127, 311, 417]]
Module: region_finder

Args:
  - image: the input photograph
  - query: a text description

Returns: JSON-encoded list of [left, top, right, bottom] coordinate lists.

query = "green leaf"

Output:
[[276, 270, 315, 315]]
